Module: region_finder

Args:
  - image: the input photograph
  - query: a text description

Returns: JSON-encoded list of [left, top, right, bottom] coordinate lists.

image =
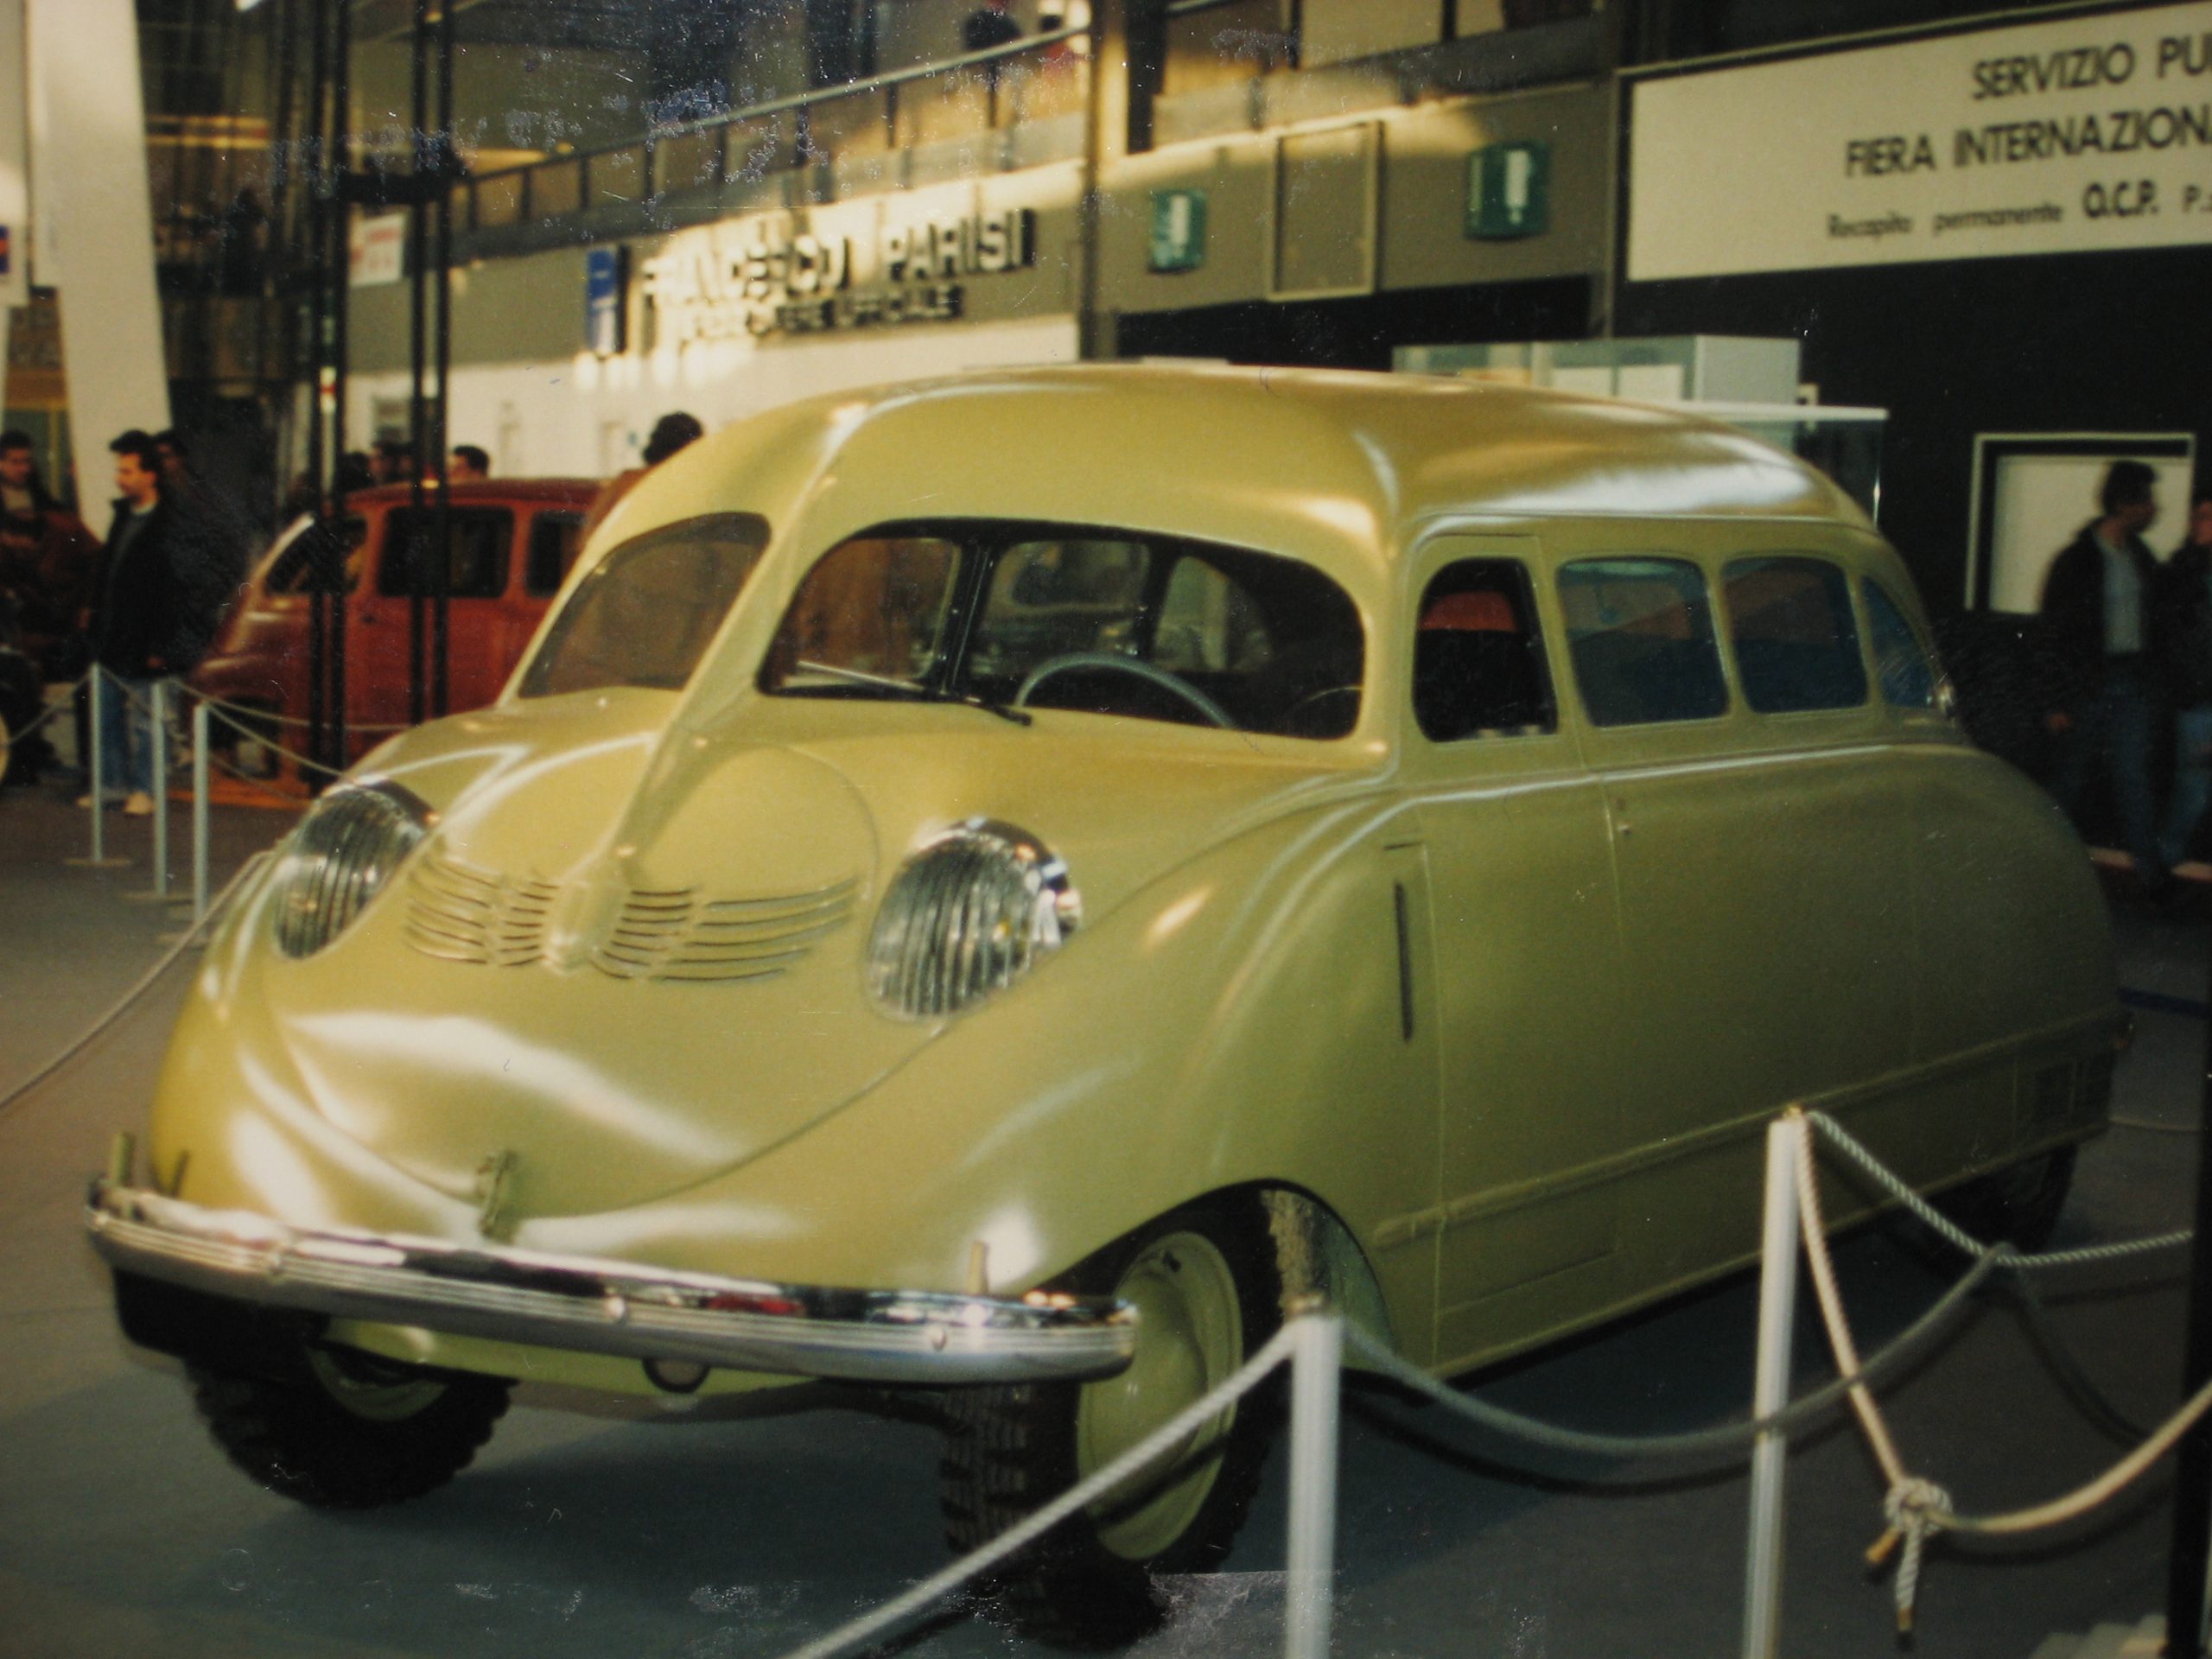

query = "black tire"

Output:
[[189, 1344, 512, 1509], [1936, 1146, 2077, 1254], [940, 1196, 1283, 1648]]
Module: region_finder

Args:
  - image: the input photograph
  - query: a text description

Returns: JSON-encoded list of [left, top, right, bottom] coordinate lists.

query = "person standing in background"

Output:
[[2156, 494, 2212, 871], [82, 431, 194, 816], [449, 445, 490, 482], [152, 429, 254, 664], [581, 411, 704, 542], [2038, 459, 2168, 897], [0, 430, 100, 677]]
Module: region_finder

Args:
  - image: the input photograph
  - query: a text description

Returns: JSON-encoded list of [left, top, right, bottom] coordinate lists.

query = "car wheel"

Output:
[[189, 1344, 512, 1509], [1935, 1145, 2076, 1253], [939, 1197, 1283, 1647]]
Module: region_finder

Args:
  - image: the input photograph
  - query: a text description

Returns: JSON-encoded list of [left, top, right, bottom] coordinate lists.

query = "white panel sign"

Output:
[[1628, 1, 2212, 280], [350, 212, 408, 288]]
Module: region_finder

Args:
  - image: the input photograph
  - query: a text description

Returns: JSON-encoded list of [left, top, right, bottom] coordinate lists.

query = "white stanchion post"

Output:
[[86, 666, 105, 864], [1283, 1307, 1343, 1659], [191, 696, 209, 922], [148, 678, 169, 898], [1741, 1112, 1807, 1659]]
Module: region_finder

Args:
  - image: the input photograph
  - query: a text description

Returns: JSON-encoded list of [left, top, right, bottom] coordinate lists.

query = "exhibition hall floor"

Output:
[[0, 785, 2198, 1658]]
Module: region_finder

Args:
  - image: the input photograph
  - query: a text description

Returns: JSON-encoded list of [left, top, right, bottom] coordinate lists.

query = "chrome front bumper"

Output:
[[86, 1180, 1136, 1385]]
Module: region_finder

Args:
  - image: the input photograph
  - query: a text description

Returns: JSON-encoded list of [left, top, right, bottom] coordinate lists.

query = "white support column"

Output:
[[25, 0, 171, 460], [1742, 1113, 1807, 1659], [0, 0, 28, 328], [1283, 1308, 1344, 1659], [147, 677, 168, 897]]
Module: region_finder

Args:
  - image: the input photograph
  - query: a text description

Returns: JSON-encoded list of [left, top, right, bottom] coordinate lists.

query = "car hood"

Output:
[[245, 695, 1371, 1223]]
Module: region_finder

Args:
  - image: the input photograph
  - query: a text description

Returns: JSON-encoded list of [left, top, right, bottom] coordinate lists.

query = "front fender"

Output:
[[522, 794, 1440, 1351]]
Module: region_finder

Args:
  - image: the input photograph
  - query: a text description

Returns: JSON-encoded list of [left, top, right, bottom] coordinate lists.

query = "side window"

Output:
[[1863, 579, 1938, 709], [378, 509, 512, 599], [1557, 557, 1728, 727], [762, 535, 959, 690], [1722, 556, 1868, 714], [264, 516, 365, 594], [524, 512, 585, 598], [1413, 560, 1555, 741], [1154, 556, 1271, 674], [967, 538, 1151, 678]]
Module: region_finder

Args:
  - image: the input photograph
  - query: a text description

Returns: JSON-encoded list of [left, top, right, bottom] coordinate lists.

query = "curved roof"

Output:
[[632, 363, 1866, 580]]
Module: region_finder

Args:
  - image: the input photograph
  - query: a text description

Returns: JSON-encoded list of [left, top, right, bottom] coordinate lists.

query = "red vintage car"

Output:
[[192, 480, 598, 772]]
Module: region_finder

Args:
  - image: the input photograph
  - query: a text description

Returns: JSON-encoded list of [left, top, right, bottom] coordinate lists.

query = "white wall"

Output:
[[349, 314, 1079, 480]]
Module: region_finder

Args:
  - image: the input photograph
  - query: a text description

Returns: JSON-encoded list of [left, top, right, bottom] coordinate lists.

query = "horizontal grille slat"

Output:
[[406, 855, 855, 982]]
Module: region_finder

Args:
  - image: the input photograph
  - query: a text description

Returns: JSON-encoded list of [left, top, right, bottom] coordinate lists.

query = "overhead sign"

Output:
[[1627, 0, 2212, 280], [585, 245, 626, 357], [349, 211, 407, 288], [1148, 190, 1207, 272], [1466, 142, 1550, 240], [640, 207, 1035, 345]]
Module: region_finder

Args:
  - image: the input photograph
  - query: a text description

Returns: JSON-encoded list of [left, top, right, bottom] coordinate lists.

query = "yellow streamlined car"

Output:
[[89, 365, 2118, 1643]]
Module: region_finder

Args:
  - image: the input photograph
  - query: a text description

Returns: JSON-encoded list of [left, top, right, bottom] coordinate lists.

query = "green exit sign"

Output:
[[1465, 143, 1550, 240], [1149, 190, 1207, 272]]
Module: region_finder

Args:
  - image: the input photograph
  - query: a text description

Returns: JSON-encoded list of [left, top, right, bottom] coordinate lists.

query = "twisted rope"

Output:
[[1, 669, 93, 745], [1806, 1109, 2191, 1268], [0, 849, 272, 1121]]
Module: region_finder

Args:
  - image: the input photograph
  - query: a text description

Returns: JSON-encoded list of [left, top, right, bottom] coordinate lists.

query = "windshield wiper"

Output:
[[792, 660, 1031, 726]]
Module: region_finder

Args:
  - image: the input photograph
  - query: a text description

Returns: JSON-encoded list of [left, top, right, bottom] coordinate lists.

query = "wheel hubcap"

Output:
[[307, 1346, 447, 1422], [1075, 1230, 1243, 1560]]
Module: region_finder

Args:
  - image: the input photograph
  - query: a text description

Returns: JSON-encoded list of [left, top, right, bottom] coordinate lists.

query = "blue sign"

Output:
[[586, 246, 626, 358]]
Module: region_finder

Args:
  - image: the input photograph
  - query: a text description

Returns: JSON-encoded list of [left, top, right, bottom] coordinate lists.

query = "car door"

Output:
[[1402, 535, 1631, 1375], [1558, 535, 1915, 1287], [347, 505, 516, 728]]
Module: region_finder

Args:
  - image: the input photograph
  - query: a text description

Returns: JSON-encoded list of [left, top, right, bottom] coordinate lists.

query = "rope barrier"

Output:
[[1342, 1261, 1996, 1467], [188, 684, 411, 735], [774, 1325, 1301, 1659], [2, 669, 94, 747], [1787, 1110, 2212, 1637], [198, 697, 349, 780], [0, 850, 270, 1122], [1807, 1109, 2193, 1268]]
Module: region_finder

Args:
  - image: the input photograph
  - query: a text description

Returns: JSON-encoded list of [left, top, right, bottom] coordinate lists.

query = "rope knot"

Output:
[[1870, 1477, 1953, 1640]]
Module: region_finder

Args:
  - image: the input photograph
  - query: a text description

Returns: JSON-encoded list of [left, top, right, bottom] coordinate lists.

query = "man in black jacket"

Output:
[[2039, 459, 2166, 890], [80, 431, 197, 816]]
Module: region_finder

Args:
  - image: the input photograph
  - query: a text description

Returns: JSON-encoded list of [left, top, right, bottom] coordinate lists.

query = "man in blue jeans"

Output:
[[80, 431, 192, 816], [2039, 460, 2167, 896]]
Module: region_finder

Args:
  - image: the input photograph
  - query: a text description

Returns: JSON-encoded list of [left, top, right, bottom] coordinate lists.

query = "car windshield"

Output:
[[760, 522, 1365, 738], [520, 512, 770, 698]]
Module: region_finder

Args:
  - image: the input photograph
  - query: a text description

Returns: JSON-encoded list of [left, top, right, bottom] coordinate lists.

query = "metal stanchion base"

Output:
[[124, 889, 177, 904], [64, 856, 132, 870]]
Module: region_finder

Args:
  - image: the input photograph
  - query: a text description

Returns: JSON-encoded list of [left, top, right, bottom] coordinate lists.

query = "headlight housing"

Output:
[[271, 779, 435, 959], [866, 819, 1081, 1019]]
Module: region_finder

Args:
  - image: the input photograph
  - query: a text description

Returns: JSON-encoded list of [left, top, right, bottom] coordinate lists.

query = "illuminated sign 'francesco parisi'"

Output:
[[641, 208, 1036, 344]]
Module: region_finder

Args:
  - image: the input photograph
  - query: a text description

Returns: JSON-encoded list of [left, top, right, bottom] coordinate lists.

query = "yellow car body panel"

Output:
[[122, 365, 2115, 1398]]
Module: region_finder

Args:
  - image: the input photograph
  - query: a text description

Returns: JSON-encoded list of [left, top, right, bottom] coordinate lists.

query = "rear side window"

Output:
[[1722, 556, 1867, 714], [378, 508, 513, 599], [264, 516, 365, 594], [524, 512, 586, 598], [1413, 560, 1555, 741], [1864, 579, 1938, 709], [1557, 557, 1728, 727], [521, 512, 770, 697]]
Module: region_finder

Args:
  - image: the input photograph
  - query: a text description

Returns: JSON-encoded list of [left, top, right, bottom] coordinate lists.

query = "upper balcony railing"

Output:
[[452, 28, 1090, 244]]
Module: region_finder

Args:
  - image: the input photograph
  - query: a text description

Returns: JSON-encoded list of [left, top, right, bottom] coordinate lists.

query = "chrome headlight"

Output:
[[271, 779, 435, 959], [866, 819, 1081, 1019]]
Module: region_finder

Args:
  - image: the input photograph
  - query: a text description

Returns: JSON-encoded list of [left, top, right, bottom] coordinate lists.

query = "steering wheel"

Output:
[[1013, 652, 1236, 729], [1281, 683, 1361, 736]]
